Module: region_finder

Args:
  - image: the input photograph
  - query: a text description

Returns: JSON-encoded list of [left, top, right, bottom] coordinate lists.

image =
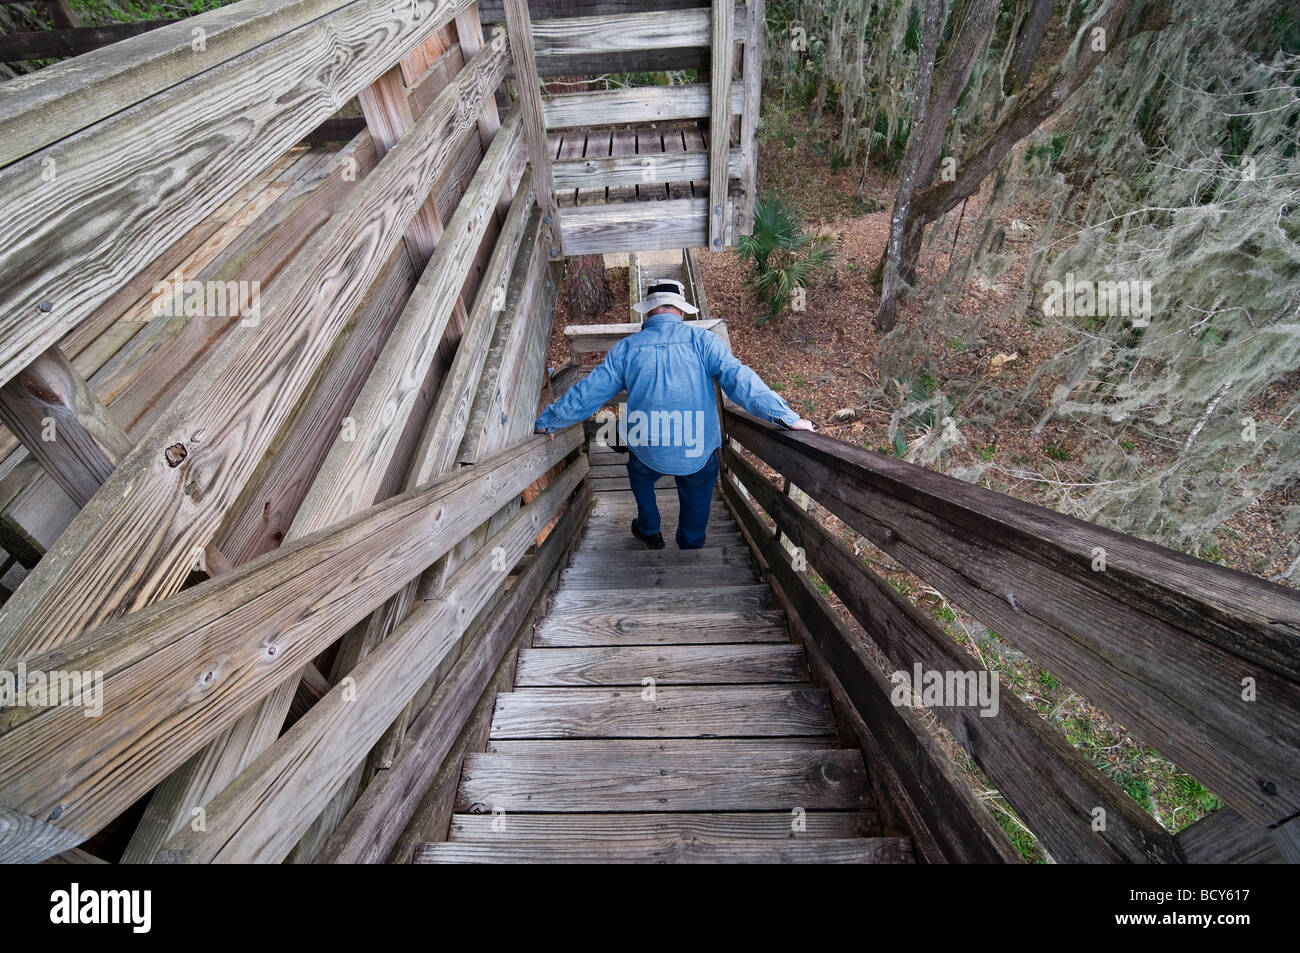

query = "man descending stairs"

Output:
[[413, 440, 915, 863]]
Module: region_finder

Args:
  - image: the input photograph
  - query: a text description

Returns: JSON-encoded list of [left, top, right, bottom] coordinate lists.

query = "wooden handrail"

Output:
[[724, 443, 1179, 863], [723, 407, 1300, 835]]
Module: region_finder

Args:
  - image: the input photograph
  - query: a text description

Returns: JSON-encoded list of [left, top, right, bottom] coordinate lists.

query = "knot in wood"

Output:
[[164, 443, 187, 467]]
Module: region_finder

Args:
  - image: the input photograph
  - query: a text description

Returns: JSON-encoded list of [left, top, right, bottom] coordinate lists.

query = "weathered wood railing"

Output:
[[720, 409, 1300, 864], [0, 0, 600, 864]]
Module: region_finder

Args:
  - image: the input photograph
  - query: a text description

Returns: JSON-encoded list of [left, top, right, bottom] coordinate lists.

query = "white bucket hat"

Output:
[[632, 278, 699, 315]]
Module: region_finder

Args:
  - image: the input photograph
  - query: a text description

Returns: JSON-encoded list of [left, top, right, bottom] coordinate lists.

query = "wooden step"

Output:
[[444, 810, 880, 843], [515, 644, 807, 686], [415, 837, 913, 863], [565, 546, 754, 570], [571, 531, 746, 553], [548, 583, 771, 616], [455, 749, 870, 811], [559, 564, 758, 590], [483, 739, 839, 755], [488, 686, 837, 739], [537, 586, 786, 646]]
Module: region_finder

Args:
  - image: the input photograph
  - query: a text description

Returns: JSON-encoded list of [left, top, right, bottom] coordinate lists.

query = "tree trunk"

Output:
[[875, 0, 945, 333], [880, 0, 1172, 314], [562, 255, 614, 319], [1004, 0, 1055, 95]]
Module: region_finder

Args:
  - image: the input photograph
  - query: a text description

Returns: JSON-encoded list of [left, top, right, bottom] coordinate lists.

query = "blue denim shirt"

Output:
[[535, 314, 799, 475]]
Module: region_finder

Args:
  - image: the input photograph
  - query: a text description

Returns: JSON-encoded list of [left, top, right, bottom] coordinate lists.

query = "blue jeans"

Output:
[[626, 449, 720, 549]]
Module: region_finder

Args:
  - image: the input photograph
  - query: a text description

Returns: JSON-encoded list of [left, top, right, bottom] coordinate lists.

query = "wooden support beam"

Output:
[[707, 0, 735, 249], [316, 480, 592, 864], [0, 41, 510, 664], [0, 428, 582, 863], [738, 0, 764, 235], [284, 173, 538, 862], [125, 117, 526, 864], [155, 458, 587, 863], [503, 0, 562, 259], [0, 0, 481, 387], [357, 65, 447, 266], [0, 347, 132, 508], [724, 409, 1300, 828]]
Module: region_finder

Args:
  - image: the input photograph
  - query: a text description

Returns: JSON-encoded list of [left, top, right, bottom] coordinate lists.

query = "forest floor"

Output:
[[545, 117, 1294, 859]]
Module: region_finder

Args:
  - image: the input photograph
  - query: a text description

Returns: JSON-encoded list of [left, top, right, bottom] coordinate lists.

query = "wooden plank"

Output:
[[0, 0, 470, 166], [577, 128, 612, 206], [154, 459, 587, 863], [388, 630, 530, 861], [446, 809, 875, 841], [0, 19, 175, 62], [635, 127, 668, 201], [707, 0, 734, 249], [726, 444, 1182, 864], [483, 739, 836, 755], [607, 126, 639, 202], [503, 0, 562, 257], [416, 837, 911, 862], [553, 132, 584, 208], [0, 347, 132, 507], [0, 429, 582, 862], [721, 472, 1021, 863], [408, 44, 466, 116], [479, 0, 708, 21], [0, 43, 511, 663], [544, 82, 743, 128], [726, 409, 1300, 827], [1175, 807, 1283, 864], [559, 565, 756, 589], [489, 686, 836, 738], [315, 482, 593, 864], [456, 749, 868, 810], [357, 65, 448, 265], [560, 198, 709, 255], [530, 8, 714, 54], [737, 0, 764, 234], [515, 644, 805, 685], [0, 0, 479, 388], [118, 245, 420, 864], [565, 545, 754, 570], [524, 47, 711, 77], [535, 606, 784, 646], [286, 112, 523, 538]]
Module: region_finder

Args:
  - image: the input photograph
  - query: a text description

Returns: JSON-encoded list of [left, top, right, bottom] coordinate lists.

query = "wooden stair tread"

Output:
[[444, 810, 881, 842], [488, 686, 837, 739], [483, 739, 839, 755], [559, 565, 758, 589], [565, 546, 755, 569], [515, 644, 807, 685], [455, 749, 871, 811], [535, 609, 789, 646], [414, 837, 914, 863]]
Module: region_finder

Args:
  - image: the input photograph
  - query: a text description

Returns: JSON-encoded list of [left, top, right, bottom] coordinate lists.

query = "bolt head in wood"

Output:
[[37, 300, 53, 313]]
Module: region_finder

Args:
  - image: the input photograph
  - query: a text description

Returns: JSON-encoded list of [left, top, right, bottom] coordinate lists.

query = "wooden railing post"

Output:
[[708, 0, 736, 249], [503, 0, 562, 259]]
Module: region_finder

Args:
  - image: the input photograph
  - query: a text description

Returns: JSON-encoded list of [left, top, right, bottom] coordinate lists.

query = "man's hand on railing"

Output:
[[534, 424, 555, 441], [789, 418, 816, 432]]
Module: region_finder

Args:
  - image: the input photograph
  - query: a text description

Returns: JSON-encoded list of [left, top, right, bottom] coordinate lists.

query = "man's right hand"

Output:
[[789, 418, 816, 432]]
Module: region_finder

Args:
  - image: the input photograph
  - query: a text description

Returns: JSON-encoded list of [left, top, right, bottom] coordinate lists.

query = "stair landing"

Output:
[[415, 441, 913, 864]]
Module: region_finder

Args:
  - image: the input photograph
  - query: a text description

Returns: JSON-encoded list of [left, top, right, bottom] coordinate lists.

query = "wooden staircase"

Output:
[[414, 441, 915, 863]]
